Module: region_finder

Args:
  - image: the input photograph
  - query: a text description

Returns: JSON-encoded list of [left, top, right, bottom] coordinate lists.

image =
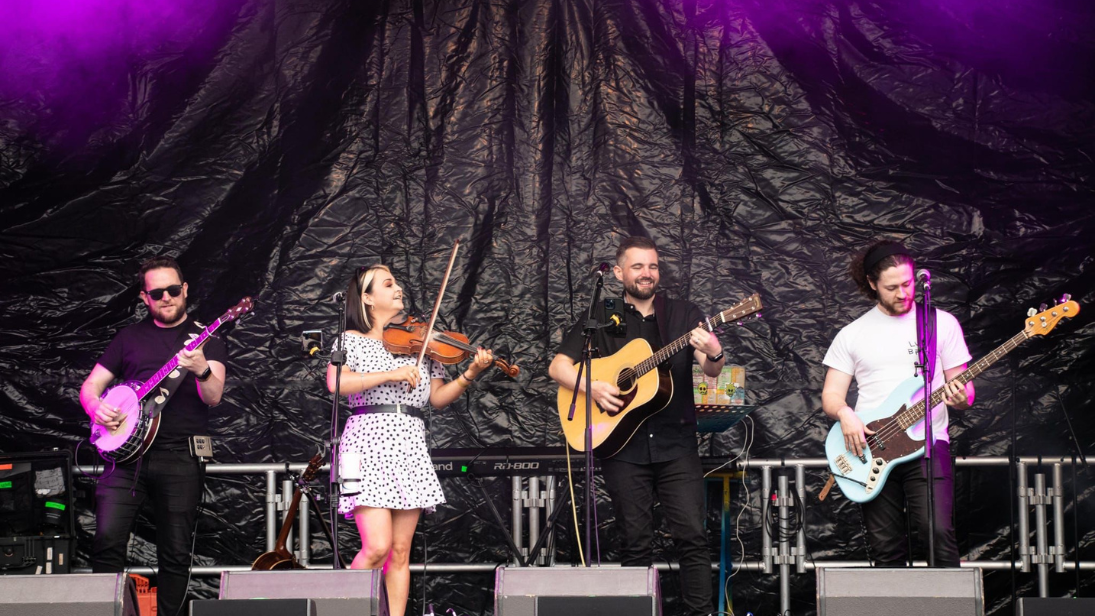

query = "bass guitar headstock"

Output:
[[1024, 294, 1080, 337]]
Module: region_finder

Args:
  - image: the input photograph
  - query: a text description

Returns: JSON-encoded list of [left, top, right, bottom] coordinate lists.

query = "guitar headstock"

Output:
[[1024, 295, 1080, 337], [301, 452, 324, 482], [220, 297, 254, 322], [722, 293, 764, 324]]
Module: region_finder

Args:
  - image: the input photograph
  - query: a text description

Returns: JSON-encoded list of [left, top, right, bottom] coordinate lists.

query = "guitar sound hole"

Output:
[[618, 374, 635, 391]]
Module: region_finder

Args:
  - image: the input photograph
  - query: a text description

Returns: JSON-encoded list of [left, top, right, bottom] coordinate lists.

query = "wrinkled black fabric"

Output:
[[1, 1, 1093, 614]]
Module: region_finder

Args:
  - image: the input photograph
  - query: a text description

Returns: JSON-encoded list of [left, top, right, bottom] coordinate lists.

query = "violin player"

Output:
[[326, 264, 493, 616]]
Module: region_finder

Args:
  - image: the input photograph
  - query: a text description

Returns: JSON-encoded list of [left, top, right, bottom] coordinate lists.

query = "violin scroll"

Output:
[[493, 358, 520, 378]]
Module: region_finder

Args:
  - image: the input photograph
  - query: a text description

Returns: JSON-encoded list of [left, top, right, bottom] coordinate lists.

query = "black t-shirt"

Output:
[[557, 294, 704, 464], [96, 315, 228, 448]]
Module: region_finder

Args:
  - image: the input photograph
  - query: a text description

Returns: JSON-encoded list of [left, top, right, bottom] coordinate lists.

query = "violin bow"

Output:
[[412, 239, 461, 387]]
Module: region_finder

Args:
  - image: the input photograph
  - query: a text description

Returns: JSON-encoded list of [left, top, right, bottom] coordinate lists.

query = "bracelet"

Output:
[[462, 371, 476, 383], [456, 374, 471, 388]]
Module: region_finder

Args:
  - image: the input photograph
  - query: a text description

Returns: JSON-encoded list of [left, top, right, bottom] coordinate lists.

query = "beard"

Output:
[[879, 296, 913, 316], [150, 301, 187, 325], [624, 278, 657, 301]]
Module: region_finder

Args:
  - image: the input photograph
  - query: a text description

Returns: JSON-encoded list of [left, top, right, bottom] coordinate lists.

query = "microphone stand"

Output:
[[327, 295, 348, 569], [565, 269, 607, 566], [916, 277, 936, 567]]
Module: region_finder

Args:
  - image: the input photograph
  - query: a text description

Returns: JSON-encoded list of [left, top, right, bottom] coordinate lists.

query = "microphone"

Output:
[[916, 269, 931, 285], [332, 291, 346, 303], [591, 262, 610, 277]]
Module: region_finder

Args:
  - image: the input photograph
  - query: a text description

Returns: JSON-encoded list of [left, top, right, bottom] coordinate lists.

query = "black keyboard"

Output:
[[430, 447, 599, 477]]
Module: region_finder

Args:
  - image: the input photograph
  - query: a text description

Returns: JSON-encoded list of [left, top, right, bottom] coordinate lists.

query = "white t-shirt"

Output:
[[823, 304, 971, 442]]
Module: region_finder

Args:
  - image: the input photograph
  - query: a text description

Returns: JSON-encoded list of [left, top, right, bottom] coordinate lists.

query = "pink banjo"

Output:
[[89, 298, 253, 463]]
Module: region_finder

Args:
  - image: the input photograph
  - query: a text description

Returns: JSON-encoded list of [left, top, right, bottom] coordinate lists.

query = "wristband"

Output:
[[196, 366, 213, 382], [706, 351, 724, 363]]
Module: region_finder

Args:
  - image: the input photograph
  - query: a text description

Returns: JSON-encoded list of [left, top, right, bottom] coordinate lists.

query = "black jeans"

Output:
[[601, 451, 713, 616], [861, 440, 959, 567], [92, 448, 203, 616]]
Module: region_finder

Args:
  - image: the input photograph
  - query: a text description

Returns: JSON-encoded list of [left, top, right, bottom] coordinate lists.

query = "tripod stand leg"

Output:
[[304, 488, 350, 569], [470, 475, 527, 565], [523, 480, 572, 567]]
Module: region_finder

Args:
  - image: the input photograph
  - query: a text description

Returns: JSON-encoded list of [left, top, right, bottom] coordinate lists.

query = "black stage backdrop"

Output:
[[1, 0, 1093, 614]]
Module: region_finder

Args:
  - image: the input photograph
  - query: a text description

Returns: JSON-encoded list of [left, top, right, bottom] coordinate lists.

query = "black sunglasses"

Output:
[[145, 285, 183, 301]]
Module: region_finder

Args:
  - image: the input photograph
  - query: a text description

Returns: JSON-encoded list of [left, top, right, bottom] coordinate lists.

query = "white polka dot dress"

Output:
[[333, 334, 447, 514]]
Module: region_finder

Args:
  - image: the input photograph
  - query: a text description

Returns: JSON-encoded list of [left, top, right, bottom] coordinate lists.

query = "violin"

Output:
[[383, 314, 520, 377]]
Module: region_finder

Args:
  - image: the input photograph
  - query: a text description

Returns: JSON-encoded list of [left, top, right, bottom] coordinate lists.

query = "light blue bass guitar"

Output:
[[825, 298, 1079, 503]]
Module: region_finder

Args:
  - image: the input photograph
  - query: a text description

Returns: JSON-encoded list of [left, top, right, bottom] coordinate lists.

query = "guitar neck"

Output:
[[633, 307, 739, 377], [895, 329, 1029, 430], [135, 317, 224, 399], [273, 490, 304, 552]]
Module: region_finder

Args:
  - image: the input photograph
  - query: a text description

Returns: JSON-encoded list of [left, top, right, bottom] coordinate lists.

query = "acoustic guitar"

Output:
[[556, 293, 763, 457]]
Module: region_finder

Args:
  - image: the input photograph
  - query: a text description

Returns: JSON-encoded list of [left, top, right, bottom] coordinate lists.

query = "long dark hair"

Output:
[[851, 240, 913, 301], [345, 264, 391, 333]]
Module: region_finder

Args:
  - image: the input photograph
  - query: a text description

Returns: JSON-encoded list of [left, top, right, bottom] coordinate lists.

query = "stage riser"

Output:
[[494, 566, 661, 616], [817, 568, 984, 616], [219, 569, 387, 616]]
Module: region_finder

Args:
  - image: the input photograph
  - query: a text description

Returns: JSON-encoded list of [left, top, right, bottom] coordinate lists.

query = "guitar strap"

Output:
[[143, 323, 201, 418], [652, 294, 669, 351]]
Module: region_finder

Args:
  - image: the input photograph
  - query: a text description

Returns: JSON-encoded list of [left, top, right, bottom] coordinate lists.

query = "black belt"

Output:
[[351, 404, 424, 420]]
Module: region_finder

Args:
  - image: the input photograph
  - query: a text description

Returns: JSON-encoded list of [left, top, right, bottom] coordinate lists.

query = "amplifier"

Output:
[[0, 451, 76, 539], [0, 536, 72, 575], [0, 572, 130, 616], [495, 566, 661, 616], [817, 567, 983, 616], [219, 569, 387, 616]]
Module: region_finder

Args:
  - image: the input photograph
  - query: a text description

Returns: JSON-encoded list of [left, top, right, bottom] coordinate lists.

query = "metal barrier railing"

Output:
[[75, 454, 1092, 609]]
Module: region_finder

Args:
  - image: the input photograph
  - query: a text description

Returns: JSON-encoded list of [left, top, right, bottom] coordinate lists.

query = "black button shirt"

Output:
[[557, 294, 705, 464]]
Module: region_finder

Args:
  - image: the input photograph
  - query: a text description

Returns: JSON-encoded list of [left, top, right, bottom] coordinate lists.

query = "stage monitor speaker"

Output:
[[219, 569, 388, 616], [191, 598, 316, 616], [817, 567, 983, 616], [1017, 597, 1095, 615], [0, 573, 129, 616], [494, 566, 661, 616]]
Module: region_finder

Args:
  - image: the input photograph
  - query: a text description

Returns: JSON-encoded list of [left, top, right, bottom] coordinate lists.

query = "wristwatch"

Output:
[[196, 366, 213, 382], [706, 351, 724, 363]]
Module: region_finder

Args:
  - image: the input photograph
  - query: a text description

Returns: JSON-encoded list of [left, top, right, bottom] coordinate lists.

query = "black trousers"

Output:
[[601, 451, 713, 616], [861, 439, 959, 567], [92, 448, 203, 616]]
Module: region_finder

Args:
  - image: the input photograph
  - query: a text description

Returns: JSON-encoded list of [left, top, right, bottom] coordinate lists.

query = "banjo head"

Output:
[[91, 383, 143, 454]]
